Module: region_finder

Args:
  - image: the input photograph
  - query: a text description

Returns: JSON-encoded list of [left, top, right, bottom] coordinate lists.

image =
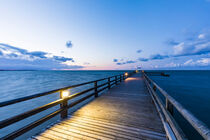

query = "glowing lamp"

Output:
[[125, 72, 128, 76], [61, 90, 70, 98]]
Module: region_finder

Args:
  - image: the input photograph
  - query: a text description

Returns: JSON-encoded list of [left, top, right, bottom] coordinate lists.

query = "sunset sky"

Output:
[[1, 0, 210, 70]]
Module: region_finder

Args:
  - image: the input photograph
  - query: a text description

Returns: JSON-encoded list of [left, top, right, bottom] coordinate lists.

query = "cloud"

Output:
[[0, 43, 83, 70], [198, 34, 205, 39], [116, 60, 136, 65], [116, 62, 123, 65], [53, 56, 74, 62], [83, 62, 90, 65], [165, 39, 179, 46], [138, 58, 149, 62], [136, 49, 142, 53], [173, 41, 210, 56], [138, 31, 210, 62], [126, 60, 136, 64], [138, 54, 169, 62], [183, 58, 210, 66], [29, 51, 48, 58], [66, 41, 73, 48], [149, 54, 169, 60], [113, 59, 118, 62]]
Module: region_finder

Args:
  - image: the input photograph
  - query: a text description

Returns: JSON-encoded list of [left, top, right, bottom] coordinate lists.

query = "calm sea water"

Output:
[[0, 70, 127, 139], [148, 70, 210, 140], [0, 70, 209, 139]]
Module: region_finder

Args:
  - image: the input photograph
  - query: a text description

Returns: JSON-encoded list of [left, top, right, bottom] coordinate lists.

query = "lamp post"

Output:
[[60, 90, 69, 119]]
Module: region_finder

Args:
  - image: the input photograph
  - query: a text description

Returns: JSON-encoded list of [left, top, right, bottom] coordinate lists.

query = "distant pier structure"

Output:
[[0, 71, 210, 140]]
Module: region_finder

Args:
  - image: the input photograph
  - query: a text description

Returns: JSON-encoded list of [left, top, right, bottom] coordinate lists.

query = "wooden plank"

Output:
[[35, 73, 166, 140]]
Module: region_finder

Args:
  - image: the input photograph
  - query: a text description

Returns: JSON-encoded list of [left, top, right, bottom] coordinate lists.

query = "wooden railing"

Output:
[[0, 71, 134, 140], [143, 71, 210, 140]]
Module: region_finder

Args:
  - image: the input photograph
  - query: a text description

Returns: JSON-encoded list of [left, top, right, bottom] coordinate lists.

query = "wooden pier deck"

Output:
[[35, 73, 166, 140]]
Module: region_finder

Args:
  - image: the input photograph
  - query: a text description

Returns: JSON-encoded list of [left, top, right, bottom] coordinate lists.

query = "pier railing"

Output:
[[0, 71, 134, 140], [143, 71, 210, 140]]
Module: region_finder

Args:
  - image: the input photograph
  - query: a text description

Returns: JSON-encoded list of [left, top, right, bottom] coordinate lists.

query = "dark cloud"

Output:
[[0, 43, 83, 70], [126, 60, 136, 64], [116, 62, 124, 65], [115, 60, 136, 65], [150, 54, 169, 60], [138, 54, 168, 62], [53, 56, 74, 62], [113, 59, 118, 62], [138, 58, 149, 62], [29, 51, 48, 58], [66, 41, 73, 48], [136, 49, 142, 53]]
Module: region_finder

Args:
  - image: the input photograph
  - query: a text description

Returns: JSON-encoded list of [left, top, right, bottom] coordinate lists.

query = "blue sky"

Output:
[[0, 0, 210, 70]]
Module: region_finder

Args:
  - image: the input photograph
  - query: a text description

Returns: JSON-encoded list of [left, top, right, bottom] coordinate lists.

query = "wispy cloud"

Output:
[[83, 62, 90, 65], [183, 58, 210, 66], [165, 39, 179, 46], [0, 43, 83, 70]]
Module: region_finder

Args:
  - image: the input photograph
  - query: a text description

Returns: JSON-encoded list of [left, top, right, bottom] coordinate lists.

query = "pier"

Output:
[[0, 71, 210, 140], [35, 73, 165, 140]]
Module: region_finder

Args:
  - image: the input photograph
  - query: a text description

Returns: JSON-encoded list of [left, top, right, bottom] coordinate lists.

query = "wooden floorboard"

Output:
[[35, 73, 166, 140]]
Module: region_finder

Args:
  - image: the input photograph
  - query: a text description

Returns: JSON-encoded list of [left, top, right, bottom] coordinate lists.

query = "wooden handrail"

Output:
[[143, 71, 210, 140], [0, 71, 135, 139]]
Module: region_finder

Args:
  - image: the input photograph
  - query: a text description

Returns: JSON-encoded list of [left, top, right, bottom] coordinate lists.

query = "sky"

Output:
[[0, 0, 210, 70]]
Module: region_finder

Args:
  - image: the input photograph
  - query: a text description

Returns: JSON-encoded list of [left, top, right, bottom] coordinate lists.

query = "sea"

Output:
[[0, 70, 209, 140]]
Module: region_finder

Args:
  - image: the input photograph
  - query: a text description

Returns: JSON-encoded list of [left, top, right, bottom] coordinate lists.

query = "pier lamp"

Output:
[[61, 90, 70, 98], [125, 72, 128, 76]]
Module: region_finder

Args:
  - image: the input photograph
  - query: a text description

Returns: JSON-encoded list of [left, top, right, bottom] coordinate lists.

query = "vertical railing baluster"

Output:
[[120, 75, 122, 82], [60, 91, 68, 119], [153, 85, 157, 91], [115, 76, 117, 85], [166, 99, 174, 116], [108, 77, 111, 89], [94, 81, 98, 97]]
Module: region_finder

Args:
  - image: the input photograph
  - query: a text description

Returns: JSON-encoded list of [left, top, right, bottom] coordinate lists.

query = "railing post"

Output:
[[94, 81, 98, 97], [108, 78, 111, 89], [60, 91, 68, 119], [120, 75, 122, 82], [153, 85, 157, 91], [166, 99, 174, 116], [115, 76, 117, 85]]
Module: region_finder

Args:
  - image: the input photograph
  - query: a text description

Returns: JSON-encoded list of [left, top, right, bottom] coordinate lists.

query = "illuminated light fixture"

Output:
[[135, 70, 139, 73], [125, 72, 128, 76], [61, 90, 70, 98]]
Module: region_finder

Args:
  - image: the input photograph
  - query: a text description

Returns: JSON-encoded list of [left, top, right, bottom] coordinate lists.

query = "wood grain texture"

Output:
[[35, 73, 166, 140]]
